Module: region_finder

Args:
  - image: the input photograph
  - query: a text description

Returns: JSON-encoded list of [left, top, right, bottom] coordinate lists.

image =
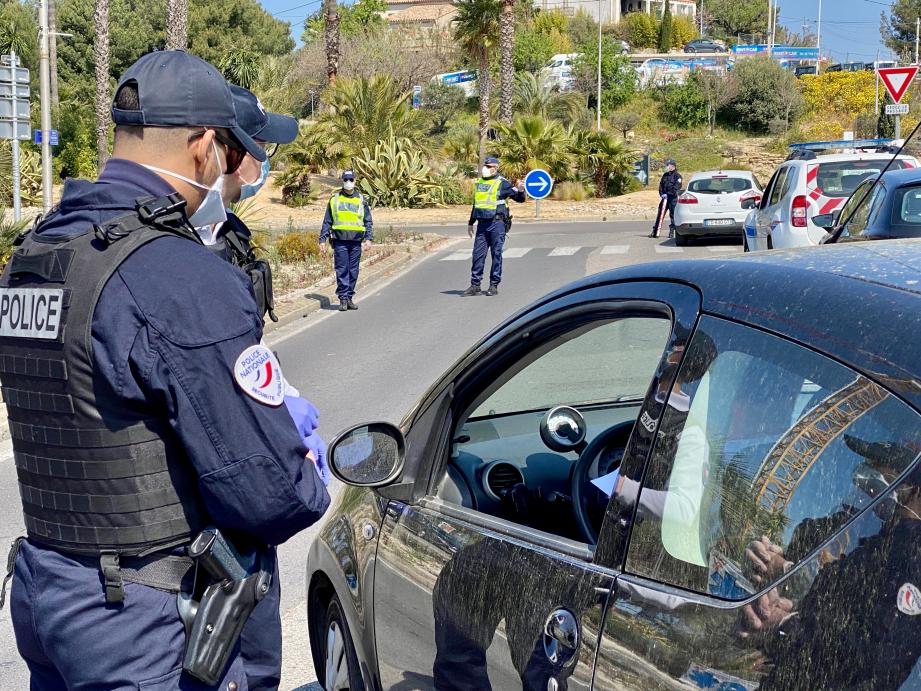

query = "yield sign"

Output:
[[879, 66, 919, 104]]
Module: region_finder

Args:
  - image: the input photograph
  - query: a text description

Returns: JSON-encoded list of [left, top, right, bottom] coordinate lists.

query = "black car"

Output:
[[308, 242, 921, 691], [816, 167, 921, 242], [684, 39, 727, 53]]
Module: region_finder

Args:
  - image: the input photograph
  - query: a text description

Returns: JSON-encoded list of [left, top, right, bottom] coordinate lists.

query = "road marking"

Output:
[[549, 246, 581, 256], [503, 247, 532, 258], [708, 246, 740, 253], [601, 245, 630, 255], [440, 251, 470, 261], [654, 245, 684, 253]]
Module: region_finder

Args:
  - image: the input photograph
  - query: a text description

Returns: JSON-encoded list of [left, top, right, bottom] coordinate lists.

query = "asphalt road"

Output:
[[0, 220, 741, 690]]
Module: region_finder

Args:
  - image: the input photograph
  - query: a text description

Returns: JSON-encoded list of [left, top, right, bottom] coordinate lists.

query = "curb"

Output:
[[264, 235, 453, 335]]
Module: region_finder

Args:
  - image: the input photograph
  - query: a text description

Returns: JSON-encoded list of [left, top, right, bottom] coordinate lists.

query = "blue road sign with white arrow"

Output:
[[524, 169, 553, 200]]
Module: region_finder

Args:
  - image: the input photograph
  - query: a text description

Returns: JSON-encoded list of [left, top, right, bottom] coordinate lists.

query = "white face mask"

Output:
[[482, 166, 496, 178], [343, 180, 355, 191], [145, 139, 228, 229]]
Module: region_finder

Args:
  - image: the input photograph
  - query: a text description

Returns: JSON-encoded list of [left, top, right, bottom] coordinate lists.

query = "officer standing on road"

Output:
[[0, 51, 330, 689], [650, 158, 682, 239], [463, 156, 525, 297], [319, 171, 373, 312]]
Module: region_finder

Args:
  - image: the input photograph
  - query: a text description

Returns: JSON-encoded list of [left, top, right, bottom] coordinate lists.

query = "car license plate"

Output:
[[704, 219, 733, 227]]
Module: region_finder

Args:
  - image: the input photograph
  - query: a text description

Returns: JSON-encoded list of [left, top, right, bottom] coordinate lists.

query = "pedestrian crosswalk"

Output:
[[440, 244, 742, 260]]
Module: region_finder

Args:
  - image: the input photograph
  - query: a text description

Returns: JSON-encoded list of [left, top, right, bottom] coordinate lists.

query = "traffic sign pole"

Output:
[[9, 50, 20, 220], [524, 169, 554, 221]]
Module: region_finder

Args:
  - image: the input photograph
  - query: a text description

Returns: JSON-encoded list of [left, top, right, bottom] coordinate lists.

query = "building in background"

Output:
[[530, 0, 695, 24], [383, 0, 457, 33]]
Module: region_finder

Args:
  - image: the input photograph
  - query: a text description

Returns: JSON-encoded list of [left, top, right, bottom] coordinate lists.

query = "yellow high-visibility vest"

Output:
[[330, 193, 366, 232], [473, 177, 506, 215]]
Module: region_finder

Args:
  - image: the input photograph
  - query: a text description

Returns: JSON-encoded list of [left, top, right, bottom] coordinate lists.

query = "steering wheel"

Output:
[[570, 421, 636, 545]]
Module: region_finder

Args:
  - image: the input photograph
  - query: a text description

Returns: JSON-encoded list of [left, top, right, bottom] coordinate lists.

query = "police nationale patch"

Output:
[[233, 345, 285, 407], [898, 583, 921, 616]]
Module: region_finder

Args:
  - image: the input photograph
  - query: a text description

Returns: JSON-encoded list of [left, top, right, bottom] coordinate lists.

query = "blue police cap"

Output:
[[665, 159, 677, 166], [342, 170, 356, 180], [484, 156, 500, 166], [230, 85, 298, 145], [111, 50, 266, 162]]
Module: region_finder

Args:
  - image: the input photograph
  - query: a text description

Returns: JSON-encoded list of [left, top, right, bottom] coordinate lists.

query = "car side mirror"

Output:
[[812, 210, 840, 229], [328, 422, 406, 487]]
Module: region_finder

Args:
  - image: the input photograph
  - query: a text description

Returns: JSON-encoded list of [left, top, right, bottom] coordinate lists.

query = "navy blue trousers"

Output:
[[470, 219, 506, 287], [332, 240, 362, 300], [239, 548, 281, 691], [11, 539, 249, 690], [652, 196, 678, 233]]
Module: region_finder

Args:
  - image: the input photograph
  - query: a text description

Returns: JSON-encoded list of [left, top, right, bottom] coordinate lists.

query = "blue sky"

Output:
[[258, 0, 895, 63]]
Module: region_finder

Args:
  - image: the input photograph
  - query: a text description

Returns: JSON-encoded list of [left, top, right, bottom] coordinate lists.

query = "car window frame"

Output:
[[844, 180, 882, 235], [759, 169, 781, 210], [395, 282, 702, 568], [767, 166, 790, 207]]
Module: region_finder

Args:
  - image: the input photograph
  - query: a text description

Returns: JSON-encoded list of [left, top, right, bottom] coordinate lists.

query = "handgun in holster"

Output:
[[177, 528, 274, 685]]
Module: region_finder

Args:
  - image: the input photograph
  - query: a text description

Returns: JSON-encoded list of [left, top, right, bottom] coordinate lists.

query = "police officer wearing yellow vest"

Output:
[[320, 170, 373, 311], [463, 156, 525, 297]]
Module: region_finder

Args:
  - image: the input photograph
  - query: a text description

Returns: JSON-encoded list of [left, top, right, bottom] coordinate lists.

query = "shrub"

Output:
[[274, 231, 321, 263], [658, 2, 674, 53], [801, 71, 882, 119], [354, 135, 447, 207], [280, 172, 313, 208], [438, 175, 473, 205], [0, 204, 30, 269], [554, 181, 589, 201], [661, 81, 708, 129], [574, 43, 638, 115], [622, 12, 657, 49], [722, 57, 803, 134], [672, 16, 697, 48], [610, 110, 642, 138], [0, 144, 42, 206]]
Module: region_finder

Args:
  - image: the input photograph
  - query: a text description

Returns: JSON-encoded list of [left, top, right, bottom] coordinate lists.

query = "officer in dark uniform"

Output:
[[319, 171, 373, 312], [463, 156, 525, 297], [651, 158, 682, 239], [0, 51, 330, 689]]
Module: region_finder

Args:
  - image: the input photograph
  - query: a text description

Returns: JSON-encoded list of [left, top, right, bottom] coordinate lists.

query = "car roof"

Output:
[[787, 153, 915, 165], [561, 240, 921, 410], [879, 167, 921, 187], [689, 170, 754, 180]]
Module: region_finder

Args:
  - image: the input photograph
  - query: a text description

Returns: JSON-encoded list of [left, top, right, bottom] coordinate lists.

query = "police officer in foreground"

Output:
[[319, 170, 373, 312], [650, 158, 682, 239], [196, 85, 327, 691], [0, 51, 330, 689], [463, 156, 525, 297]]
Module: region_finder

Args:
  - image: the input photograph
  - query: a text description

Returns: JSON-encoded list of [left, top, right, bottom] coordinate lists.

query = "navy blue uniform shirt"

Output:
[[469, 177, 526, 225], [36, 158, 330, 546], [319, 189, 374, 243]]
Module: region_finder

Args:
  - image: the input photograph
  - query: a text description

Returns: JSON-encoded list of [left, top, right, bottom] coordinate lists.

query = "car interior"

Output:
[[435, 316, 672, 545]]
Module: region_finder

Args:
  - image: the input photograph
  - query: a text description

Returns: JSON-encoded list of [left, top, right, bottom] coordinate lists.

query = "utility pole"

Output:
[[875, 49, 880, 116], [700, 0, 704, 36], [915, 16, 919, 65], [596, 0, 602, 131], [38, 0, 53, 212], [9, 49, 20, 221], [767, 0, 773, 57], [815, 0, 822, 74]]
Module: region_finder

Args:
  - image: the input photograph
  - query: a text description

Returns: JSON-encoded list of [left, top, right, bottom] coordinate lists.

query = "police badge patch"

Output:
[[233, 345, 285, 406]]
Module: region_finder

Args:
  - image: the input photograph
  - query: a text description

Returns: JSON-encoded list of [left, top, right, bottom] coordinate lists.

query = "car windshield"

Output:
[[688, 177, 752, 194], [817, 159, 911, 197]]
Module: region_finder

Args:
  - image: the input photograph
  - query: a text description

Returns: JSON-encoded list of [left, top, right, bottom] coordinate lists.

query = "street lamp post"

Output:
[[38, 0, 52, 212], [815, 0, 822, 75]]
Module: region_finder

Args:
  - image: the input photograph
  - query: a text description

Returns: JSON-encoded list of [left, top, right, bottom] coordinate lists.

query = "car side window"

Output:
[[439, 316, 672, 544], [767, 168, 789, 207], [625, 316, 921, 600], [759, 171, 780, 210], [844, 182, 881, 236]]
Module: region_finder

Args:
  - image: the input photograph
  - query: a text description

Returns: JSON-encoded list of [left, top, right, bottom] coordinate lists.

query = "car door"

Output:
[[593, 315, 921, 689], [748, 167, 787, 250], [371, 282, 701, 690]]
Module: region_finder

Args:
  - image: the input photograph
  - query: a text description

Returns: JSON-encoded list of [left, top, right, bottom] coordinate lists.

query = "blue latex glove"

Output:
[[660, 193, 668, 200], [304, 430, 330, 486], [284, 395, 319, 439], [590, 468, 621, 497]]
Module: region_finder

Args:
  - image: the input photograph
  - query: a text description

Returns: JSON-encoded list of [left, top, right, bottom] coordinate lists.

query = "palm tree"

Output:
[[492, 115, 572, 182], [319, 75, 425, 160], [514, 73, 586, 125], [453, 0, 501, 166], [165, 0, 189, 50], [218, 49, 261, 90], [94, 0, 110, 170], [498, 0, 515, 125], [571, 130, 636, 197], [325, 0, 340, 84]]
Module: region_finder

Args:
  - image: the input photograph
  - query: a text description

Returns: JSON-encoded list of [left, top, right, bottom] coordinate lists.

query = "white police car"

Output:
[[744, 139, 919, 251]]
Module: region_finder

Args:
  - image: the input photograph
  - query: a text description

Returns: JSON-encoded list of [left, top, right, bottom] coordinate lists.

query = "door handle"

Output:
[[543, 609, 579, 666]]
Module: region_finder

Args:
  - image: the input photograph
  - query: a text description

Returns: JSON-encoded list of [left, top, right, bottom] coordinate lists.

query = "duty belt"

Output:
[[0, 537, 195, 607]]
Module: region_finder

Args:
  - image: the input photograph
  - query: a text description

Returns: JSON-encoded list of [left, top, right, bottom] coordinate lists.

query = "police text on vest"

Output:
[[0, 288, 64, 339]]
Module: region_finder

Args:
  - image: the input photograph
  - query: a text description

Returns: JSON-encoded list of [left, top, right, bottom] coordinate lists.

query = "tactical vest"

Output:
[[473, 177, 506, 219], [329, 193, 367, 241], [209, 214, 277, 323], [0, 197, 208, 557]]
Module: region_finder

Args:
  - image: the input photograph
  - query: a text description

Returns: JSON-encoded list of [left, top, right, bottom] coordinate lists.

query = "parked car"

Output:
[[795, 64, 818, 77], [540, 53, 579, 91], [673, 170, 762, 245], [684, 38, 727, 53], [635, 58, 688, 87], [307, 241, 921, 691], [744, 142, 919, 251], [814, 167, 921, 242]]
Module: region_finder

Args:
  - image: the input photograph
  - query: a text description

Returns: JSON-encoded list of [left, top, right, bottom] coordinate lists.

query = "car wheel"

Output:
[[675, 232, 689, 246], [323, 596, 364, 691]]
